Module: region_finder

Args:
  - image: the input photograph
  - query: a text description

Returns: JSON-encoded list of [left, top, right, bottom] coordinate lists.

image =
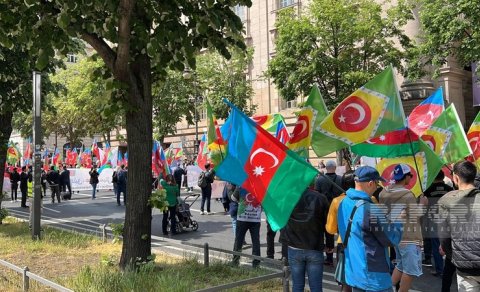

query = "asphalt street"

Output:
[[3, 188, 454, 291]]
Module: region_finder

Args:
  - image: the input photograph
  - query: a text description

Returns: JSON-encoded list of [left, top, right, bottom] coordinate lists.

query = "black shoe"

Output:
[[422, 259, 433, 267], [163, 232, 168, 236], [431, 272, 443, 277], [117, 203, 121, 206]]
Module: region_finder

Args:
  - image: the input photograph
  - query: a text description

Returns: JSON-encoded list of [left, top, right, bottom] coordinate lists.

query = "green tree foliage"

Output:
[[407, 0, 480, 79], [152, 48, 255, 142], [0, 0, 251, 269], [196, 48, 255, 119], [266, 0, 413, 108]]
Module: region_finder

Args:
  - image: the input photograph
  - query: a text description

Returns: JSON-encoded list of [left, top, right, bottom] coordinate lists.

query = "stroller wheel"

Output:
[[191, 220, 198, 231]]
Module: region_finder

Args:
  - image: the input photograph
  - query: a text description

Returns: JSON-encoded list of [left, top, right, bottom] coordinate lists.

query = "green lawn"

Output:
[[0, 217, 283, 291]]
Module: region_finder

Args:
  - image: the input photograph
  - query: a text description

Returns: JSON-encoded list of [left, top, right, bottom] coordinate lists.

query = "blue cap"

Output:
[[393, 164, 411, 181], [354, 166, 386, 182]]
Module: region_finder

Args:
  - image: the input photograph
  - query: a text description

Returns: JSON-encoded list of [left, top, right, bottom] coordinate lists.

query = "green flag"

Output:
[[287, 85, 328, 158], [421, 104, 472, 164]]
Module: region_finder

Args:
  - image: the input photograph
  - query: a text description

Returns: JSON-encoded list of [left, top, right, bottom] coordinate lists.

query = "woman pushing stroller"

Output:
[[161, 174, 180, 236]]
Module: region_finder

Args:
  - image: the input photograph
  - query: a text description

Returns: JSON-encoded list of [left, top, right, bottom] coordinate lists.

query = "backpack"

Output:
[[198, 171, 207, 188], [112, 171, 118, 183], [117, 170, 127, 185]]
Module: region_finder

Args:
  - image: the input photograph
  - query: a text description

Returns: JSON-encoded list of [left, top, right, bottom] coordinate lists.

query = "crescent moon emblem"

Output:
[[469, 137, 479, 150], [427, 111, 435, 120], [344, 103, 366, 125], [365, 139, 375, 144], [250, 148, 279, 168], [297, 119, 308, 136], [425, 141, 435, 150]]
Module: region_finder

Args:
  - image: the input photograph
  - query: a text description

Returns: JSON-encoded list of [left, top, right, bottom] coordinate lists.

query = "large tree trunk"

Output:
[[119, 56, 153, 269], [0, 112, 14, 209]]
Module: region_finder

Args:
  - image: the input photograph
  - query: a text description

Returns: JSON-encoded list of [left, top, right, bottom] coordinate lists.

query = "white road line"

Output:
[[42, 207, 61, 213]]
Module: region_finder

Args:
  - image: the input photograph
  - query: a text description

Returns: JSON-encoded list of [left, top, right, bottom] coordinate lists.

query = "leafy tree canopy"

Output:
[[266, 0, 413, 108], [407, 0, 480, 79]]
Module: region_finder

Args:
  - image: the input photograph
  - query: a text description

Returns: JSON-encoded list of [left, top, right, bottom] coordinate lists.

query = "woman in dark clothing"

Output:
[[89, 165, 99, 199]]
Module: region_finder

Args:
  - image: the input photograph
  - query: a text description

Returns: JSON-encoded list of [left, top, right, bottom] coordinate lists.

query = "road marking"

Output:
[[42, 207, 61, 213]]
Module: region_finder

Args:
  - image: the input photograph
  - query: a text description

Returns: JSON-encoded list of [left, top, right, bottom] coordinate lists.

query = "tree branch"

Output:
[[80, 32, 116, 72], [115, 0, 135, 79]]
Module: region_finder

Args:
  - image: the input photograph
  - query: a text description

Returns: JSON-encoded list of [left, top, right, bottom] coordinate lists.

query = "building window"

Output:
[[233, 5, 246, 22], [199, 108, 207, 121], [278, 0, 295, 9], [67, 54, 78, 63]]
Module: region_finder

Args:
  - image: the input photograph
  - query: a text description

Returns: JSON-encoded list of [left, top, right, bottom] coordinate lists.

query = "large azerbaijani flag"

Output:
[[422, 104, 472, 164], [377, 139, 444, 197], [467, 111, 480, 168], [287, 84, 326, 158], [318, 67, 405, 147], [215, 101, 318, 231]]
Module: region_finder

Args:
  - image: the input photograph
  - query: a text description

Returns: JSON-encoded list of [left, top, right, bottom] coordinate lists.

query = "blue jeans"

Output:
[[117, 184, 127, 205], [232, 221, 261, 267], [200, 186, 211, 212], [91, 183, 97, 199], [230, 216, 237, 236], [288, 247, 324, 292], [431, 237, 444, 274], [352, 288, 393, 292]]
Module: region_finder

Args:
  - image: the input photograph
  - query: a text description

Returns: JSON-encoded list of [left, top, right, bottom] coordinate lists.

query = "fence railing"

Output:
[[0, 259, 73, 292]]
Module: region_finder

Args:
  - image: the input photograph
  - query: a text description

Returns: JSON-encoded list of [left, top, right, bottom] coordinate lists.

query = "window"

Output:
[[233, 5, 246, 22], [66, 54, 78, 63], [278, 0, 295, 9], [199, 108, 207, 121]]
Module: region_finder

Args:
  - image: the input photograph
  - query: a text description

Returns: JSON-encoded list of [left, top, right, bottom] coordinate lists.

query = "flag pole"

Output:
[[406, 127, 425, 195]]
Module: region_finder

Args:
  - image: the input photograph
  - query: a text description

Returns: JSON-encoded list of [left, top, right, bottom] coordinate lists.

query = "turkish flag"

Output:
[[242, 125, 287, 202]]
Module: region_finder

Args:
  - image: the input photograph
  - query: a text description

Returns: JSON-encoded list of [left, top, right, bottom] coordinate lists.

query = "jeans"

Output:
[[288, 247, 324, 292], [431, 237, 443, 274], [442, 258, 456, 292], [117, 184, 127, 205], [200, 186, 211, 212], [352, 288, 393, 292], [231, 216, 237, 236], [91, 183, 97, 199], [112, 182, 118, 200], [11, 184, 18, 201], [162, 206, 177, 234], [232, 221, 261, 267]]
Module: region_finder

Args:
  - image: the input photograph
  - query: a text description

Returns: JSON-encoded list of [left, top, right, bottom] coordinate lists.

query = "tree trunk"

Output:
[[119, 56, 153, 269], [0, 112, 14, 208]]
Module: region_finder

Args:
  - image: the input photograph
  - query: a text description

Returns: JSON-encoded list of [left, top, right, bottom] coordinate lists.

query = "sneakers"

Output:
[[422, 259, 433, 267], [206, 211, 212, 215], [200, 211, 205, 215]]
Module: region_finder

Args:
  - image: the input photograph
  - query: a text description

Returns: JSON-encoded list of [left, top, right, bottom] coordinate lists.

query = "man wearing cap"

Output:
[[379, 164, 427, 292], [315, 159, 343, 265], [338, 166, 402, 292]]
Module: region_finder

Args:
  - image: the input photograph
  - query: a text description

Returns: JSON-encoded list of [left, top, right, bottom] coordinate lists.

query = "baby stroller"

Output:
[[173, 194, 199, 232]]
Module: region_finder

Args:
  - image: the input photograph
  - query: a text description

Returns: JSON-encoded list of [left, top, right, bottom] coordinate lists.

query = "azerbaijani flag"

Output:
[[318, 66, 405, 146], [422, 104, 472, 164], [288, 84, 326, 158], [467, 111, 480, 168], [376, 139, 444, 197], [7, 141, 22, 165], [407, 87, 445, 136], [23, 138, 32, 166], [275, 121, 290, 145], [252, 114, 286, 136], [215, 101, 318, 231], [351, 128, 420, 158]]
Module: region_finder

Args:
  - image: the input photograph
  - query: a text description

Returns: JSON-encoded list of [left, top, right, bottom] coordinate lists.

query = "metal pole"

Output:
[[23, 266, 29, 291], [282, 265, 290, 292], [203, 243, 209, 267], [32, 72, 42, 240], [195, 102, 199, 156]]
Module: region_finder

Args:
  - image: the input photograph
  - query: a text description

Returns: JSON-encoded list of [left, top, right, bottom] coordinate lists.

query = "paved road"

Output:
[[3, 189, 454, 291]]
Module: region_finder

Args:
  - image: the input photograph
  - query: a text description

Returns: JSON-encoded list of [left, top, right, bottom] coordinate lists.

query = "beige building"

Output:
[[165, 0, 476, 163]]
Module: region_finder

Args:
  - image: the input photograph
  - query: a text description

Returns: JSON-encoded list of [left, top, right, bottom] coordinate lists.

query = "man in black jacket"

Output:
[[9, 167, 20, 202], [439, 161, 480, 291], [283, 186, 329, 292], [314, 160, 342, 266], [46, 165, 61, 203], [59, 164, 72, 199], [19, 166, 32, 208]]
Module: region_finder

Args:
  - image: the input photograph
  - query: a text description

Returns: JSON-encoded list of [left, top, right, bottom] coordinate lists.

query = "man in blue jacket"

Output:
[[338, 166, 402, 292]]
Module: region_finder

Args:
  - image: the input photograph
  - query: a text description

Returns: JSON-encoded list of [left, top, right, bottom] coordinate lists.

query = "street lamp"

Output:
[[188, 95, 203, 156], [184, 69, 203, 156]]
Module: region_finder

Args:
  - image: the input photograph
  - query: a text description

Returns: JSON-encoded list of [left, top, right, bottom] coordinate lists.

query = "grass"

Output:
[[0, 217, 283, 291]]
